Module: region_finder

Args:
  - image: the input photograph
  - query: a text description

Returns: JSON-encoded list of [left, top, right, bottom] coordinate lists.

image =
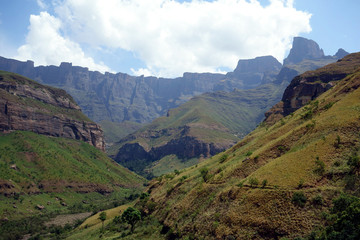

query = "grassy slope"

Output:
[[0, 131, 145, 221], [132, 83, 284, 145], [100, 120, 143, 154], [137, 57, 360, 239]]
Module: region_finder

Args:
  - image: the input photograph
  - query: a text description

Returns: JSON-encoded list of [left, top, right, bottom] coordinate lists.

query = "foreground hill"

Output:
[[112, 83, 285, 177], [0, 72, 145, 239], [132, 52, 360, 239]]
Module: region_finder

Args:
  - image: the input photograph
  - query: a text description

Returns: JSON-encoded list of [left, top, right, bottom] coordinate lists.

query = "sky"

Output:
[[0, 0, 359, 78]]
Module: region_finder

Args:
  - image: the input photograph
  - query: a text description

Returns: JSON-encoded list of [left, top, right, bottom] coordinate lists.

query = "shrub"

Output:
[[261, 179, 268, 188], [200, 167, 209, 182], [334, 135, 341, 148], [297, 179, 305, 189], [174, 169, 180, 175], [324, 102, 334, 110], [237, 180, 245, 188], [314, 157, 325, 175], [179, 175, 187, 183], [292, 192, 307, 207], [347, 153, 360, 172], [277, 145, 287, 153], [312, 195, 323, 206], [319, 194, 360, 240], [248, 177, 259, 188], [140, 192, 150, 200], [245, 151, 253, 156], [219, 154, 228, 163], [301, 110, 313, 120]]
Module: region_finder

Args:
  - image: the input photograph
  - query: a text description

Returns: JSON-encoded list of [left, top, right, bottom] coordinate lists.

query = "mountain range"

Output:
[[109, 37, 348, 177], [0, 37, 346, 126]]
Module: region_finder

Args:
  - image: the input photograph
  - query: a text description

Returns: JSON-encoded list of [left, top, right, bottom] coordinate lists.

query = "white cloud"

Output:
[[16, 11, 111, 73], [20, 0, 312, 77], [131, 67, 155, 77], [53, 0, 311, 77]]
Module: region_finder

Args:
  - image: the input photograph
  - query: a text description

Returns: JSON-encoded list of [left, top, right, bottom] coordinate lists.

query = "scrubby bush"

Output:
[[312, 195, 323, 206], [292, 192, 307, 207], [314, 157, 325, 175], [318, 194, 360, 240], [261, 179, 268, 188], [219, 154, 228, 163], [248, 177, 259, 188]]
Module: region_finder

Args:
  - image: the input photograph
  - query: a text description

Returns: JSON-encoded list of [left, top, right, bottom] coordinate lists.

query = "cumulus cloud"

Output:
[[16, 12, 111, 73], [52, 0, 311, 77]]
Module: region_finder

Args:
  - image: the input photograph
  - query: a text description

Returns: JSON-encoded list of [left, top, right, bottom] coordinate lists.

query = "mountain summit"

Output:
[[283, 37, 325, 65]]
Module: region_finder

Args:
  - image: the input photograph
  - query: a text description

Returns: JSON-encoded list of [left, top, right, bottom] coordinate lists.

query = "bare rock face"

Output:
[[335, 48, 349, 59], [0, 71, 105, 151], [283, 37, 325, 65], [265, 52, 360, 124]]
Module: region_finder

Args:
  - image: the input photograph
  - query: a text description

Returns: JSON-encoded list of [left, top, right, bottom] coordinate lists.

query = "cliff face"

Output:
[[265, 52, 360, 123], [215, 56, 282, 91], [0, 71, 105, 151], [0, 56, 281, 124], [283, 37, 325, 65]]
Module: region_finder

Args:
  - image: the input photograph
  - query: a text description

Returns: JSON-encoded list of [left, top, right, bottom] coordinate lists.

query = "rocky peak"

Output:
[[335, 48, 349, 59], [283, 37, 325, 65], [0, 71, 105, 151], [233, 56, 282, 75]]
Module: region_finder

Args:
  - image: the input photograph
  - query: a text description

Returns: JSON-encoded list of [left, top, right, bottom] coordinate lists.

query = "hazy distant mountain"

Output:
[[0, 54, 284, 124]]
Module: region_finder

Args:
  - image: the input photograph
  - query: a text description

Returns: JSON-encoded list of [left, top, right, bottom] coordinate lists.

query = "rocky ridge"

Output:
[[0, 54, 282, 124], [265, 52, 360, 123], [0, 71, 105, 150]]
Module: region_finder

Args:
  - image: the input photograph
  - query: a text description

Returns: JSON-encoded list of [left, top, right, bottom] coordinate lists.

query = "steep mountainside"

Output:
[[0, 73, 145, 238], [0, 71, 105, 151], [113, 83, 285, 177], [134, 52, 360, 239]]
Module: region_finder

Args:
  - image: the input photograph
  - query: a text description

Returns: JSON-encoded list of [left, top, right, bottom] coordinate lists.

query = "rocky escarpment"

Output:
[[0, 71, 105, 151], [215, 56, 282, 91], [265, 52, 360, 123], [114, 126, 227, 175], [0, 55, 280, 124]]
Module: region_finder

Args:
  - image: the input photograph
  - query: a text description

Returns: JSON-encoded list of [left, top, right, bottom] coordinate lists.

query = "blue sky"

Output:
[[0, 0, 359, 77]]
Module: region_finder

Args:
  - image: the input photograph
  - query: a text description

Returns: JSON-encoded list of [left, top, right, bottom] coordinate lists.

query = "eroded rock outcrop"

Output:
[[265, 52, 360, 123], [0, 71, 105, 151]]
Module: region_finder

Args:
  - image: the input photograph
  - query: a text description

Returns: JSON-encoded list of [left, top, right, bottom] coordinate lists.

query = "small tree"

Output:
[[121, 207, 141, 233], [98, 211, 107, 232]]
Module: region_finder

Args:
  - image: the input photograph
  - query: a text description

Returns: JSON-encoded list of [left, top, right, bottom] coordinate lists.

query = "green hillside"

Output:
[[73, 53, 360, 240], [99, 120, 143, 152], [0, 130, 145, 215], [0, 131, 145, 239], [141, 53, 360, 239], [113, 83, 286, 177]]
